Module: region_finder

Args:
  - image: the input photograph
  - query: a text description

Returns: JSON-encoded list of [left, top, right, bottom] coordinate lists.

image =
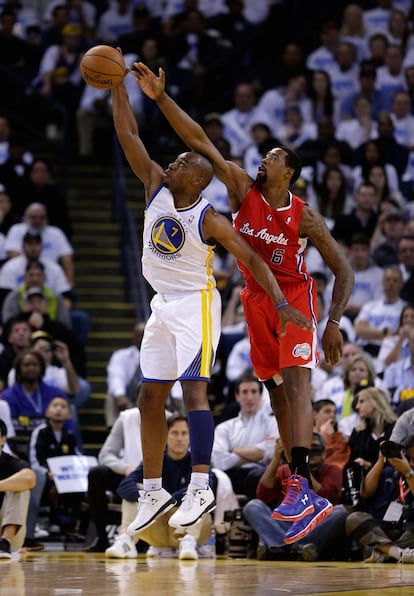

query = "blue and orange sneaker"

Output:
[[283, 494, 333, 545], [271, 475, 314, 522]]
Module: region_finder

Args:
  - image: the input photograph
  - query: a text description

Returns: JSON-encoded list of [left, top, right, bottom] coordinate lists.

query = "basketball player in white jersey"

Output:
[[111, 58, 313, 535]]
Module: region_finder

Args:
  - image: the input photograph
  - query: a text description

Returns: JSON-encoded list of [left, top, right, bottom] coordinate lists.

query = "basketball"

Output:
[[80, 45, 125, 90]]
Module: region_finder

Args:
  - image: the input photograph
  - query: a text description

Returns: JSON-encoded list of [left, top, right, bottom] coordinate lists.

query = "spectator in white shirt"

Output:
[[354, 265, 407, 357], [105, 322, 145, 427], [211, 374, 278, 499], [390, 89, 414, 149], [336, 94, 378, 149], [306, 20, 340, 73], [4, 203, 74, 287], [95, 0, 134, 45], [221, 82, 262, 158], [375, 43, 407, 111]]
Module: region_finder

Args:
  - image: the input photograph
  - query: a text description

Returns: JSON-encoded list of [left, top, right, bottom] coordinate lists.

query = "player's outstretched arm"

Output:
[[203, 209, 313, 335], [300, 206, 354, 366], [112, 53, 163, 199], [131, 62, 251, 210]]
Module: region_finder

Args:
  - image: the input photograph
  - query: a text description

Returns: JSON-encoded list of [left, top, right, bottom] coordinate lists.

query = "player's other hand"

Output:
[[277, 305, 313, 336], [321, 323, 343, 366], [132, 62, 165, 100]]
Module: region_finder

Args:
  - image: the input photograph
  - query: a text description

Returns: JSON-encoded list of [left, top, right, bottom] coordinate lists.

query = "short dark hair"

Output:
[[167, 414, 188, 429], [313, 399, 336, 413], [235, 373, 263, 394]]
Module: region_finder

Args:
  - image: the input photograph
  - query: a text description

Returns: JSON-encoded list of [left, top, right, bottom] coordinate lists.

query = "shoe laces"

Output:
[[282, 477, 304, 505], [399, 548, 414, 563], [179, 487, 199, 512], [138, 491, 157, 506]]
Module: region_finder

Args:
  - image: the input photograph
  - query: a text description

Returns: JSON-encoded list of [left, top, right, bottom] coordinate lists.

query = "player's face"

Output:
[[163, 153, 196, 190], [256, 148, 288, 184]]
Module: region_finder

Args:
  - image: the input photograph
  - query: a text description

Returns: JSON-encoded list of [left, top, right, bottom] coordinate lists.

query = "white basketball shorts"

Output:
[[140, 288, 221, 382]]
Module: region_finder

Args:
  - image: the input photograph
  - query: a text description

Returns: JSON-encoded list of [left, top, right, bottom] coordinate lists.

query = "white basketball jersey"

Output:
[[142, 186, 216, 294]]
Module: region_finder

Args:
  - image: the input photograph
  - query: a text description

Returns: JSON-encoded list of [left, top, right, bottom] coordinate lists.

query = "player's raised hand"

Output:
[[277, 304, 313, 337], [132, 62, 165, 100]]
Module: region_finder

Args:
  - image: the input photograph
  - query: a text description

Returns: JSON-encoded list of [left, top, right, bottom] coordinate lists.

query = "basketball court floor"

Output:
[[3, 551, 414, 596]]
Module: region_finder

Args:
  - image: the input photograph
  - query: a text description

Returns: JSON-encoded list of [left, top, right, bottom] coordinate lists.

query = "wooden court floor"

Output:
[[2, 552, 414, 596]]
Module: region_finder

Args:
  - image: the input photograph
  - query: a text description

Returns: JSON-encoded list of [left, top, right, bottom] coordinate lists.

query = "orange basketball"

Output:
[[80, 45, 125, 90]]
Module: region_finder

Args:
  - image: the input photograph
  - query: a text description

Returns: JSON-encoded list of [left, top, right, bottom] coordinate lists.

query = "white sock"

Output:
[[190, 473, 209, 489], [143, 478, 162, 492], [388, 545, 403, 560]]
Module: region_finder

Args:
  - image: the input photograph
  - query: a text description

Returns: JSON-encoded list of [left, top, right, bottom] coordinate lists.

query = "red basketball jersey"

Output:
[[233, 184, 310, 290]]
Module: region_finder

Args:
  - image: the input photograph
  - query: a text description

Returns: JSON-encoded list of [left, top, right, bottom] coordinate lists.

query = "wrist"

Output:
[[276, 300, 288, 311], [328, 318, 340, 326]]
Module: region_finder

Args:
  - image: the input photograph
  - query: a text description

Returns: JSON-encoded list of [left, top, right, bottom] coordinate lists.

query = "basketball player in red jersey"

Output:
[[132, 63, 354, 543]]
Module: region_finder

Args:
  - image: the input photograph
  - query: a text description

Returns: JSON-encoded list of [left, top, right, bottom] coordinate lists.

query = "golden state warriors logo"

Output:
[[151, 216, 185, 255]]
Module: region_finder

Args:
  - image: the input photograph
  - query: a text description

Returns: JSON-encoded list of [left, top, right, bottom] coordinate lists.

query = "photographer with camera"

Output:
[[345, 436, 414, 563]]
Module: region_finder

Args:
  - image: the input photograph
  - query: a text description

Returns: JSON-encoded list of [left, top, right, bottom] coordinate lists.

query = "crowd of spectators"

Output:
[[2, 0, 414, 564]]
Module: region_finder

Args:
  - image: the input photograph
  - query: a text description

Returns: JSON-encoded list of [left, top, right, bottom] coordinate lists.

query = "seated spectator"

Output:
[[277, 105, 317, 151], [5, 203, 74, 287], [375, 44, 406, 112], [0, 317, 31, 392], [0, 418, 36, 559], [390, 90, 414, 152], [1, 272, 84, 376], [2, 260, 71, 328], [0, 230, 72, 310], [351, 140, 401, 200], [0, 348, 69, 458], [340, 62, 385, 121], [14, 159, 72, 239], [372, 208, 406, 268], [243, 433, 346, 560], [354, 265, 407, 357], [346, 386, 396, 474], [32, 23, 85, 136], [376, 303, 414, 376], [318, 351, 387, 437], [383, 326, 414, 413], [331, 183, 379, 247], [105, 322, 145, 428], [221, 82, 262, 158], [312, 166, 354, 229], [346, 435, 414, 564], [313, 399, 351, 470], [7, 331, 90, 447], [85, 405, 145, 553], [211, 374, 278, 500], [325, 233, 384, 323], [335, 95, 378, 150], [114, 414, 218, 560], [28, 396, 83, 537], [95, 0, 134, 45], [306, 21, 339, 73], [306, 69, 335, 124]]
